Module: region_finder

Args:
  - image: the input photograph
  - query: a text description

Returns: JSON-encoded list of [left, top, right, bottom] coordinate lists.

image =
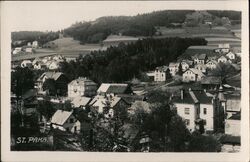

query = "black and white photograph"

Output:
[[1, 1, 249, 162]]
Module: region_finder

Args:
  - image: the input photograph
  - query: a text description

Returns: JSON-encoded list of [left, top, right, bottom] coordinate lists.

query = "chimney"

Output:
[[180, 89, 184, 100]]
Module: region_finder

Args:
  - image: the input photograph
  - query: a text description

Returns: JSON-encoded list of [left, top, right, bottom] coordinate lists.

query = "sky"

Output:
[[2, 1, 243, 32]]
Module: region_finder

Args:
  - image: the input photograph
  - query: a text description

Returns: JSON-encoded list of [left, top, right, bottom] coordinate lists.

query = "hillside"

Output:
[[63, 10, 241, 44]]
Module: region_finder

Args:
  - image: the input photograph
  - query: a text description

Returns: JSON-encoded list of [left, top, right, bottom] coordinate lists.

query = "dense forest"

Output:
[[11, 31, 60, 48], [63, 10, 241, 44], [59, 37, 207, 83], [63, 10, 194, 44]]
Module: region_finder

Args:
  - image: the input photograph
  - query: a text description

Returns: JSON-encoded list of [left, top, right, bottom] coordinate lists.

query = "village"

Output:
[[11, 36, 241, 152]]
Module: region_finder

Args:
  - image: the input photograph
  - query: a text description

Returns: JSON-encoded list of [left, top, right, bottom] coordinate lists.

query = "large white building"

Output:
[[169, 62, 179, 76], [153, 66, 168, 82], [173, 89, 225, 133], [68, 77, 97, 98]]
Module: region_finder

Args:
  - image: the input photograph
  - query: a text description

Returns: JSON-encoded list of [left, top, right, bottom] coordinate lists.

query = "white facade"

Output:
[[181, 62, 190, 71], [21, 60, 32, 68], [169, 63, 179, 76], [25, 47, 33, 53], [225, 119, 240, 136], [195, 64, 207, 73], [206, 60, 217, 69], [226, 52, 236, 60], [199, 104, 214, 131], [48, 61, 59, 70], [182, 68, 204, 82], [32, 41, 38, 48], [218, 56, 228, 63], [175, 103, 198, 132], [13, 47, 22, 55]]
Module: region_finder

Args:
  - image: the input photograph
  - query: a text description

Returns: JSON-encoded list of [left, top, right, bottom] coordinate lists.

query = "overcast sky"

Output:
[[2, 1, 242, 32]]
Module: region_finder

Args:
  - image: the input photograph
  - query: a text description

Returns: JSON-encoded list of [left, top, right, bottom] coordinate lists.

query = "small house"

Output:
[[153, 66, 169, 82], [206, 60, 218, 69], [21, 60, 32, 68], [226, 51, 236, 60], [218, 55, 228, 63], [51, 110, 81, 133], [182, 68, 205, 82], [169, 62, 179, 76], [194, 63, 207, 73]]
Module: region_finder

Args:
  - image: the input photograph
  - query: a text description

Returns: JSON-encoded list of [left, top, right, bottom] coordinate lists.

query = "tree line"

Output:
[[59, 37, 207, 84]]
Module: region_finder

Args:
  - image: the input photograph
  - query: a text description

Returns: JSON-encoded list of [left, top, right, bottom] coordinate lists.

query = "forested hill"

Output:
[[64, 10, 194, 44], [59, 37, 207, 83], [63, 10, 241, 44]]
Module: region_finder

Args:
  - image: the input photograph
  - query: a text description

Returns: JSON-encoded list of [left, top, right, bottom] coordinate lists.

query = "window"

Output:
[[185, 119, 190, 126], [203, 108, 207, 115], [184, 108, 190, 115]]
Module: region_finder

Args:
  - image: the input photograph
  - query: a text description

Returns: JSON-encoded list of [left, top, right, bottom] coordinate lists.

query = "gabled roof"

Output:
[[97, 83, 131, 94], [173, 90, 213, 104], [169, 62, 179, 67], [155, 66, 168, 72], [71, 96, 91, 108], [90, 95, 124, 108], [68, 77, 97, 86], [184, 68, 205, 76], [51, 110, 73, 126], [37, 72, 64, 81], [206, 59, 218, 65], [198, 54, 207, 60]]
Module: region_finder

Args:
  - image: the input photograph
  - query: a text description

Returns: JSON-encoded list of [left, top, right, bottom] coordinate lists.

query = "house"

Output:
[[225, 94, 241, 119], [194, 63, 207, 73], [27, 42, 32, 46], [201, 76, 222, 90], [12, 47, 22, 55], [182, 68, 205, 82], [217, 55, 228, 63], [25, 47, 33, 53], [68, 77, 98, 98], [215, 44, 230, 53], [180, 60, 193, 71], [97, 83, 133, 96], [51, 110, 81, 133], [53, 55, 63, 61], [32, 41, 38, 48], [153, 66, 169, 82], [48, 61, 60, 70], [169, 62, 179, 76], [225, 112, 240, 136], [206, 60, 218, 69], [89, 95, 130, 118], [35, 72, 69, 96], [21, 60, 32, 68], [173, 89, 223, 132], [71, 96, 92, 108], [33, 62, 42, 70], [226, 51, 236, 60], [192, 54, 207, 64]]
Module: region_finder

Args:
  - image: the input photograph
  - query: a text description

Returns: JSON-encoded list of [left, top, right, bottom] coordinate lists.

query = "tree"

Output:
[[188, 133, 221, 152], [209, 62, 237, 82], [37, 100, 55, 122], [11, 67, 35, 97], [42, 79, 56, 96], [176, 63, 183, 76]]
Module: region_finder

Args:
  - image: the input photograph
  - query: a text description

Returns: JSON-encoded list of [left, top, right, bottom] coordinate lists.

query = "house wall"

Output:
[[175, 103, 197, 132], [181, 63, 189, 71], [218, 57, 227, 63], [68, 83, 97, 98], [154, 70, 166, 82], [183, 71, 196, 82], [225, 119, 240, 136], [199, 103, 214, 131], [226, 53, 235, 60], [206, 62, 217, 69]]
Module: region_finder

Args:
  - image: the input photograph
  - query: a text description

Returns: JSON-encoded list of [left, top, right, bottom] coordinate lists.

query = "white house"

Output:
[[182, 68, 205, 82], [153, 66, 168, 82], [21, 60, 32, 68], [33, 62, 42, 70], [226, 51, 236, 60], [206, 60, 218, 69], [194, 63, 207, 73], [32, 41, 39, 48], [169, 62, 179, 76], [225, 112, 240, 136], [68, 77, 97, 98], [217, 55, 228, 63], [53, 55, 64, 62], [216, 44, 230, 53], [51, 110, 81, 133], [48, 61, 60, 70], [180, 60, 193, 71], [25, 47, 33, 53], [192, 54, 207, 64], [173, 89, 218, 132], [12, 47, 22, 55], [97, 83, 132, 96]]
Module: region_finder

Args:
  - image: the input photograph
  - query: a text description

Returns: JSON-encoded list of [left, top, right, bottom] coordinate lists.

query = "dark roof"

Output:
[[117, 94, 144, 104], [228, 113, 241, 120], [198, 54, 207, 60], [173, 90, 213, 104], [220, 135, 240, 145]]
